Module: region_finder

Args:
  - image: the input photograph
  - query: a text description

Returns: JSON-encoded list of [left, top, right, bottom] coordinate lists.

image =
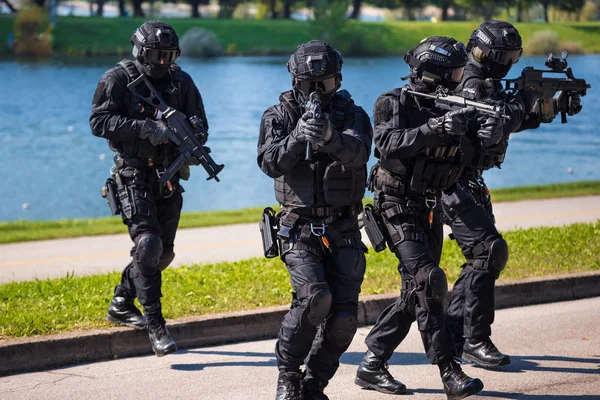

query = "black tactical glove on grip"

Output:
[[139, 119, 171, 146]]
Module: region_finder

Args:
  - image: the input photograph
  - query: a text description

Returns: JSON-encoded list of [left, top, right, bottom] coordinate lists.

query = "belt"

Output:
[[281, 203, 363, 221], [115, 155, 171, 169]]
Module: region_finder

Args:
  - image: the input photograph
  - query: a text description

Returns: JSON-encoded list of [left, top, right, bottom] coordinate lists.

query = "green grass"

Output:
[[1, 221, 598, 339], [1, 180, 599, 244], [2, 16, 600, 56]]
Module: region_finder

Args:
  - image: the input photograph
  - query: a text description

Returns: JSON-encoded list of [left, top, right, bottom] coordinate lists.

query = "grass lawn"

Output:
[[2, 17, 600, 56], [0, 180, 598, 244], [0, 221, 598, 339]]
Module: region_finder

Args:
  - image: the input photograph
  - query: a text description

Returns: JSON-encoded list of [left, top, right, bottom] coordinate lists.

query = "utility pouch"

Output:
[[260, 207, 280, 258], [359, 204, 387, 252], [101, 178, 121, 216]]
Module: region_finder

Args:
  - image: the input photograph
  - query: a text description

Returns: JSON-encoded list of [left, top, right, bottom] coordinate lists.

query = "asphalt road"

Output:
[[1, 297, 598, 399], [1, 195, 599, 283]]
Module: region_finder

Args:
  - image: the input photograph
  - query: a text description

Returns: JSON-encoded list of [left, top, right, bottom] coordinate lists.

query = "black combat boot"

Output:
[[106, 285, 147, 330], [300, 378, 328, 400], [144, 302, 177, 357], [463, 337, 511, 367], [355, 350, 407, 394], [439, 359, 484, 400], [276, 371, 302, 400]]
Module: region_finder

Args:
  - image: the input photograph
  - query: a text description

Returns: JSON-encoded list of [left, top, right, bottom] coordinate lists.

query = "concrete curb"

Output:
[[1, 271, 599, 376]]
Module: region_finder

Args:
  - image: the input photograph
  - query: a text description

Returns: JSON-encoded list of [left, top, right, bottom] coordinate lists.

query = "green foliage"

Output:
[[2, 17, 600, 57], [311, 0, 349, 43], [1, 221, 598, 339], [13, 6, 52, 57], [232, 2, 255, 19]]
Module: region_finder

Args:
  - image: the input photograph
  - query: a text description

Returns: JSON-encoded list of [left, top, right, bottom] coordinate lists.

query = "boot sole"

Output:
[[446, 380, 484, 400], [354, 377, 407, 395], [153, 343, 178, 358], [463, 352, 511, 368], [106, 314, 146, 330]]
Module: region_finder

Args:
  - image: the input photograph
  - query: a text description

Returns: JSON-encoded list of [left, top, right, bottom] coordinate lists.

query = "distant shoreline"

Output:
[[2, 17, 600, 57]]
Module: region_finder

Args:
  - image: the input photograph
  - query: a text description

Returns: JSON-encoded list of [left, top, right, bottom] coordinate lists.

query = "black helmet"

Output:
[[287, 40, 343, 95], [404, 36, 468, 90], [131, 20, 180, 78], [467, 20, 522, 78]]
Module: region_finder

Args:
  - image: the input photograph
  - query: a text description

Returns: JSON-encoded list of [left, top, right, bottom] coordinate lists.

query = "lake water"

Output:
[[0, 55, 598, 222]]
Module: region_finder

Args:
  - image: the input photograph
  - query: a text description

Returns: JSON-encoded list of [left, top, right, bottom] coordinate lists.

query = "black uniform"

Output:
[[90, 59, 208, 307], [258, 89, 372, 385], [441, 58, 534, 352], [364, 83, 462, 365]]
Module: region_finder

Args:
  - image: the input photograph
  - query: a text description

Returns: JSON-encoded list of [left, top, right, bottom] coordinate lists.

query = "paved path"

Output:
[[1, 297, 599, 399], [1, 196, 598, 283]]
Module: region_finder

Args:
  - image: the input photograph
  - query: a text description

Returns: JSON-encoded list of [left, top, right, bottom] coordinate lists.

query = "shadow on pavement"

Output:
[[477, 391, 600, 399], [170, 349, 276, 371], [470, 354, 600, 375]]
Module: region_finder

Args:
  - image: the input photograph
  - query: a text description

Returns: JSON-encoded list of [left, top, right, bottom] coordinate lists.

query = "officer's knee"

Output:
[[134, 233, 163, 271], [416, 266, 448, 313], [156, 251, 175, 272], [324, 311, 358, 346], [298, 283, 332, 326], [488, 236, 508, 277]]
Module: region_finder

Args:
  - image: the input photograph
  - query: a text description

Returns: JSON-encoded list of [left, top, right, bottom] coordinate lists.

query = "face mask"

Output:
[[486, 61, 512, 79], [142, 60, 171, 79]]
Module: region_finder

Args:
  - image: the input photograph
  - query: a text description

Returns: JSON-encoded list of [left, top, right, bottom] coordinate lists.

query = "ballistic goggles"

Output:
[[141, 47, 180, 64], [421, 66, 465, 86], [475, 41, 522, 65], [294, 76, 338, 94]]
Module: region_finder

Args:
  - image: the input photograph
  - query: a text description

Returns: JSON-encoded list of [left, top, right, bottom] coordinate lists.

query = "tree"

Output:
[[349, 0, 362, 18], [96, 0, 104, 16], [132, 0, 144, 16], [118, 0, 126, 16], [540, 0, 551, 20], [188, 0, 209, 17]]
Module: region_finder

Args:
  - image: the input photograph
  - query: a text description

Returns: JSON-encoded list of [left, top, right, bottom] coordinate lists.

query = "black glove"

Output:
[[477, 117, 504, 148], [427, 106, 475, 136], [139, 119, 171, 146], [568, 93, 582, 115], [293, 111, 332, 144]]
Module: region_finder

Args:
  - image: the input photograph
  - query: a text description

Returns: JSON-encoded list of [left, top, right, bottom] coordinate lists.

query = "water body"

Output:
[[0, 55, 598, 222]]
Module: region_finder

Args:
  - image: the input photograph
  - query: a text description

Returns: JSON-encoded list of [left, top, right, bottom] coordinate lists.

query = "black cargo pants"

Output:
[[441, 177, 503, 349], [276, 216, 367, 385], [117, 166, 183, 307], [365, 193, 454, 365]]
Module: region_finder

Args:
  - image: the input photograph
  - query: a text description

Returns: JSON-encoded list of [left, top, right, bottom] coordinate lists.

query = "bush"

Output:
[[580, 1, 598, 21], [14, 6, 52, 57], [232, 2, 255, 19], [179, 27, 222, 58], [525, 30, 582, 55]]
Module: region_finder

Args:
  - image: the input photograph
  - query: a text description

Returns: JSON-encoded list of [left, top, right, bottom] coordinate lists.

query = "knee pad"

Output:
[[489, 236, 509, 277], [416, 266, 448, 313], [298, 283, 332, 327], [472, 236, 508, 278], [156, 252, 175, 272], [134, 233, 163, 271], [324, 311, 358, 347]]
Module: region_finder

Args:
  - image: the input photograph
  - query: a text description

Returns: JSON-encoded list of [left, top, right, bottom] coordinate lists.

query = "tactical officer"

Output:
[[354, 37, 484, 400], [90, 20, 209, 357], [258, 40, 372, 400], [442, 20, 583, 368]]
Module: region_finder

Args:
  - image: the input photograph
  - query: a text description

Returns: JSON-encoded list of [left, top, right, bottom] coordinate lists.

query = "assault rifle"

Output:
[[406, 87, 511, 121], [127, 74, 225, 187], [304, 91, 322, 161], [501, 51, 591, 123]]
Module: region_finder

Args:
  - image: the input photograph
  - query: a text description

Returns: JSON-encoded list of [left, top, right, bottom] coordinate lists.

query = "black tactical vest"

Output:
[[377, 88, 463, 194], [114, 59, 182, 164], [274, 90, 367, 208]]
